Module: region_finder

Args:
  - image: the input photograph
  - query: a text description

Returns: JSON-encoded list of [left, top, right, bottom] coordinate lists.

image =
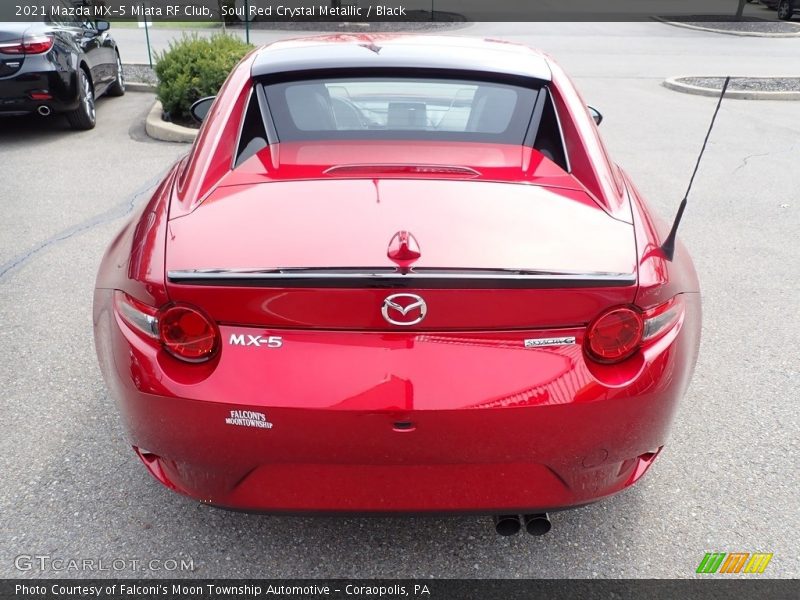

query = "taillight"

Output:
[[585, 306, 643, 363], [0, 43, 25, 55], [642, 296, 684, 342], [114, 291, 158, 339], [0, 35, 54, 55], [585, 297, 684, 364], [158, 305, 219, 362], [113, 291, 219, 363]]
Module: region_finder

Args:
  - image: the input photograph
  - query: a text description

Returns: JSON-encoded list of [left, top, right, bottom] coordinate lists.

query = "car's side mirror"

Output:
[[190, 96, 216, 123], [588, 105, 603, 126], [95, 20, 110, 33]]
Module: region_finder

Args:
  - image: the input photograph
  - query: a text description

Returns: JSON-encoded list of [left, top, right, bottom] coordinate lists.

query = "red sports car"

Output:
[[93, 35, 701, 536]]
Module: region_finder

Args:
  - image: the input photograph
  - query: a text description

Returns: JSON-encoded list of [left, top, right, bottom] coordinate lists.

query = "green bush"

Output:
[[155, 34, 253, 122]]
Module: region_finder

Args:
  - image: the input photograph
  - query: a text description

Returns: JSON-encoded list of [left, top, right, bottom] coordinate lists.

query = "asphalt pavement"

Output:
[[0, 23, 798, 579]]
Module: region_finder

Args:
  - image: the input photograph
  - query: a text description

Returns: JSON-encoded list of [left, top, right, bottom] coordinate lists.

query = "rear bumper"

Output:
[[0, 58, 79, 115], [133, 401, 665, 514], [94, 290, 700, 513]]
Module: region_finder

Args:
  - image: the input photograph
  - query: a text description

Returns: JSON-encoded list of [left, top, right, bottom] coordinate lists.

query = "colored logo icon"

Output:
[[696, 552, 773, 574]]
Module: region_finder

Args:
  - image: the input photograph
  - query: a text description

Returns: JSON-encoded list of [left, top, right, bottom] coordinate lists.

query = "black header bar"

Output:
[[1, 579, 798, 600], [0, 1, 766, 23]]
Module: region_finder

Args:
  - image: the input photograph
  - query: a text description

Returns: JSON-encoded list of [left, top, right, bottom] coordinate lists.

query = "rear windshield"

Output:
[[262, 77, 538, 144]]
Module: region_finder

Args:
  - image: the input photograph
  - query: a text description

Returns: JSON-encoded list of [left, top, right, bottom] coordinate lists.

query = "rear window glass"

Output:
[[263, 77, 538, 144]]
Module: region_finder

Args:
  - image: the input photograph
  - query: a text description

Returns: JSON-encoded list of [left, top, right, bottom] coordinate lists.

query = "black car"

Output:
[[0, 2, 124, 130], [776, 0, 796, 19], [758, 0, 797, 19]]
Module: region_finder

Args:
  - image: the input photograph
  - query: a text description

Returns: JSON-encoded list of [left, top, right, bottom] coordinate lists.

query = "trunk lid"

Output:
[[0, 24, 29, 43], [166, 179, 637, 329]]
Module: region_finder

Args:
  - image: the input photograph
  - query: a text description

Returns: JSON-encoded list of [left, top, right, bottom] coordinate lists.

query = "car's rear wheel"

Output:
[[106, 54, 125, 97], [66, 68, 96, 130], [777, 0, 795, 19]]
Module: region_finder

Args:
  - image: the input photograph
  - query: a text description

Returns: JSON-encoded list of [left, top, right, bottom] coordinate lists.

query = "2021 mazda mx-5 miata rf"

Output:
[[93, 35, 701, 535]]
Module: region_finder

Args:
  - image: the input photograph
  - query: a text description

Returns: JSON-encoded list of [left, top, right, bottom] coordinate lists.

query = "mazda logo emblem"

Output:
[[381, 293, 427, 326]]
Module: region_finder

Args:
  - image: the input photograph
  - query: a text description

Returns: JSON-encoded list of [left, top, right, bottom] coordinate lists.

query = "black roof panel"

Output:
[[251, 35, 552, 82]]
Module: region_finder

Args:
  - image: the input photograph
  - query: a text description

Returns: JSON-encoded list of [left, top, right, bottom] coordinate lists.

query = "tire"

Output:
[[106, 53, 125, 97], [777, 0, 795, 19], [66, 68, 96, 130]]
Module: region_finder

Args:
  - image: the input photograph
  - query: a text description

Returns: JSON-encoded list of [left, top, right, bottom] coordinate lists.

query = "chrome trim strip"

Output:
[[168, 268, 636, 289]]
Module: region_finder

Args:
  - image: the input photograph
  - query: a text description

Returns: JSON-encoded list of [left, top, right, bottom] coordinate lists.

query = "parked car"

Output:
[[93, 35, 701, 536], [0, 2, 124, 129], [759, 0, 799, 18], [777, 0, 796, 19]]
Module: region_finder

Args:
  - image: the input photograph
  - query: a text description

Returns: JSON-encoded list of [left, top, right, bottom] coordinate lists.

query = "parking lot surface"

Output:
[[0, 23, 798, 578]]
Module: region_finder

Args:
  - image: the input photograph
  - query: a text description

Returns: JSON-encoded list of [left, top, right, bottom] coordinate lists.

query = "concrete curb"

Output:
[[663, 77, 800, 100], [145, 100, 198, 143], [126, 82, 156, 93], [655, 17, 800, 38], [122, 63, 156, 92]]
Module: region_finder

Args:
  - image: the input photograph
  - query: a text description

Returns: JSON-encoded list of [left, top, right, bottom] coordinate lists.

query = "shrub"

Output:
[[155, 34, 253, 122]]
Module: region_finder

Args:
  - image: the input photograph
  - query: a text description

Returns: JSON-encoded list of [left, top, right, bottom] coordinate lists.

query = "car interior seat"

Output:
[[466, 86, 516, 133], [387, 102, 427, 129], [286, 84, 337, 130]]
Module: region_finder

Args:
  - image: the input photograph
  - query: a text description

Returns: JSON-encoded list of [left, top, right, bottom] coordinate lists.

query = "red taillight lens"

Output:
[[0, 43, 25, 55], [0, 35, 54, 55], [585, 306, 644, 363], [114, 292, 219, 363], [22, 36, 54, 54], [585, 297, 685, 364], [158, 305, 219, 362]]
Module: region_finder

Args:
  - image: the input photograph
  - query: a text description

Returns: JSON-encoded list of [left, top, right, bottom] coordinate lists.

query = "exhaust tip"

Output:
[[37, 105, 51, 116], [523, 513, 551, 536], [494, 514, 521, 536]]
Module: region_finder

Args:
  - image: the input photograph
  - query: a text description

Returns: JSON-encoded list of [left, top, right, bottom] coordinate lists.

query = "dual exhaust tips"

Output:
[[494, 513, 551, 536]]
